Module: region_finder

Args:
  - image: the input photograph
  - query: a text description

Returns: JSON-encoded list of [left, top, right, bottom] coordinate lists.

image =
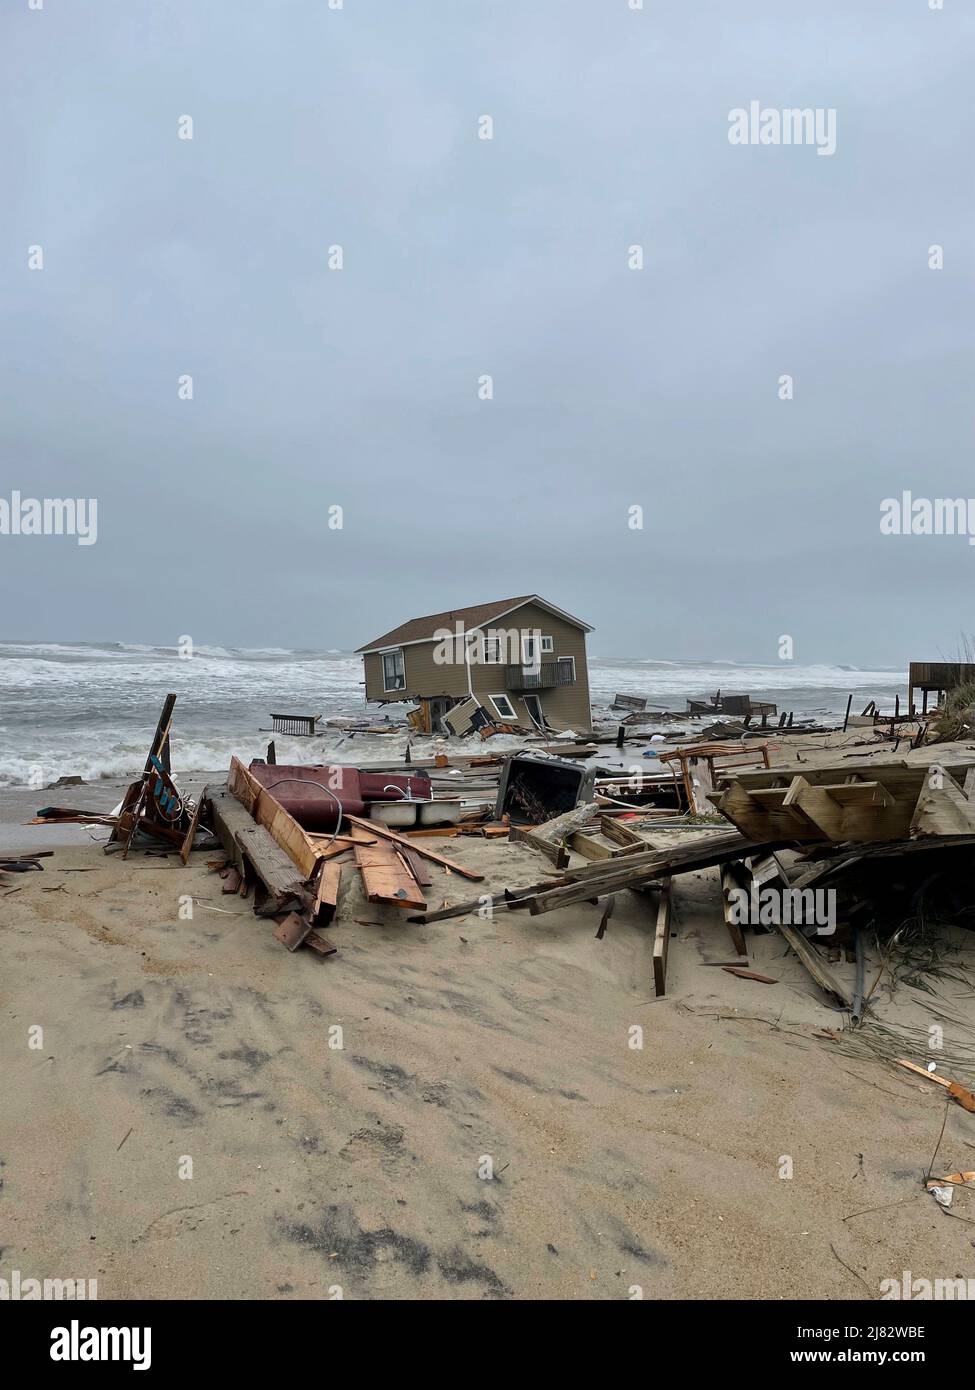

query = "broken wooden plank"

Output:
[[652, 879, 672, 997], [221, 867, 242, 894], [234, 825, 307, 899], [911, 770, 975, 837], [228, 757, 322, 878], [895, 1059, 975, 1112], [313, 860, 342, 924], [508, 823, 570, 869], [568, 831, 619, 861], [598, 815, 646, 850], [773, 921, 852, 1007], [719, 862, 748, 956], [596, 894, 615, 940], [345, 814, 484, 881], [350, 825, 426, 910], [722, 966, 777, 984], [274, 912, 312, 951], [396, 845, 433, 886], [304, 929, 338, 957], [179, 785, 208, 865]]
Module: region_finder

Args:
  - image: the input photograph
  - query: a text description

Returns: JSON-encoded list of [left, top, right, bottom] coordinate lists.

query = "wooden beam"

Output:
[[568, 831, 619, 861], [179, 785, 207, 865], [781, 776, 845, 840], [720, 863, 747, 956], [911, 771, 975, 837], [653, 880, 672, 997], [598, 815, 646, 849], [773, 921, 851, 1007], [508, 824, 569, 869]]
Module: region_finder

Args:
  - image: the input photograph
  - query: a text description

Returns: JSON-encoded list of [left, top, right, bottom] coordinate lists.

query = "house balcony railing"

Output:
[[504, 662, 574, 691]]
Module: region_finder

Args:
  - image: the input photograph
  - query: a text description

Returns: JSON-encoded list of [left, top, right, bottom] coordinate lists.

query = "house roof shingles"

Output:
[[356, 595, 590, 653]]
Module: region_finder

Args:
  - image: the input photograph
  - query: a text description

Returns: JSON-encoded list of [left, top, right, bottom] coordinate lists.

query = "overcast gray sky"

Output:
[[1, 1, 972, 663]]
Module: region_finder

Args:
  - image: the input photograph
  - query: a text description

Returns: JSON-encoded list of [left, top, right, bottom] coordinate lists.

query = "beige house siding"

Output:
[[362, 598, 593, 732], [363, 642, 470, 703], [478, 600, 591, 732]]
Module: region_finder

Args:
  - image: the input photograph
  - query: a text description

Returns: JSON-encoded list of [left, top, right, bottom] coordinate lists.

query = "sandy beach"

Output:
[[4, 733, 974, 1301]]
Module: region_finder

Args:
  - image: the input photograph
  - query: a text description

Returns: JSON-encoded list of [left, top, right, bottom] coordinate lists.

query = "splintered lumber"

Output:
[[396, 845, 433, 886], [533, 801, 601, 841], [210, 787, 306, 910], [568, 831, 619, 861], [652, 880, 672, 997], [895, 1059, 975, 1112], [274, 912, 312, 951], [563, 831, 780, 882], [229, 757, 323, 878], [407, 878, 559, 924], [773, 921, 851, 1007], [713, 759, 975, 846], [709, 781, 796, 841], [508, 824, 569, 868], [722, 966, 776, 984], [221, 868, 242, 894], [179, 786, 208, 864], [313, 861, 342, 924], [350, 825, 426, 910], [719, 862, 748, 956], [528, 833, 785, 915], [598, 815, 647, 850], [304, 930, 337, 957], [144, 693, 177, 774], [345, 814, 484, 881], [911, 770, 975, 837], [512, 800, 600, 864]]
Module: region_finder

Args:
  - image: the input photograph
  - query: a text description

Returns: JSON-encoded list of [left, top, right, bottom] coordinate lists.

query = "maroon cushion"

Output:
[[247, 764, 365, 831]]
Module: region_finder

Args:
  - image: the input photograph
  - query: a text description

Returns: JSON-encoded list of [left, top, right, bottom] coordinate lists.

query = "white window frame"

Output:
[[557, 655, 576, 682], [481, 635, 502, 664], [540, 635, 554, 653], [381, 648, 406, 692], [521, 634, 539, 666], [490, 694, 517, 721]]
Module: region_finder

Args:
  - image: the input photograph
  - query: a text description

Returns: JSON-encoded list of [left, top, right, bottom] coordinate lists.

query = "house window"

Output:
[[522, 634, 539, 666], [540, 635, 554, 653], [490, 694, 517, 720], [481, 636, 502, 663], [556, 656, 576, 684], [382, 649, 406, 691]]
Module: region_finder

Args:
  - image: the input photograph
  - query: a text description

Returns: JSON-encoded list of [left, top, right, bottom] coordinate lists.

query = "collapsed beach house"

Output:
[[355, 595, 594, 736]]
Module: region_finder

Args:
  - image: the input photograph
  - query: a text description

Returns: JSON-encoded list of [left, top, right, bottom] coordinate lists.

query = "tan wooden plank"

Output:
[[228, 757, 321, 878], [598, 814, 646, 848], [653, 879, 672, 997], [180, 784, 207, 864], [350, 826, 426, 910], [720, 862, 748, 957], [345, 814, 484, 881], [773, 921, 851, 1007], [911, 771, 975, 837], [568, 831, 619, 861]]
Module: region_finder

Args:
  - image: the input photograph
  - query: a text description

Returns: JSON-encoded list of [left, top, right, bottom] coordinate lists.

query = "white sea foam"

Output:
[[0, 642, 906, 788]]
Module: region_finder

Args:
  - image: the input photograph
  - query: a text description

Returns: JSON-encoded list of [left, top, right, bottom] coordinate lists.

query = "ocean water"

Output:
[[0, 642, 905, 790]]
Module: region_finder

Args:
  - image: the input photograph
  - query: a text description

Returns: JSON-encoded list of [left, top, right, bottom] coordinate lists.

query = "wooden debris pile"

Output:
[[28, 694, 214, 860], [709, 758, 975, 844], [203, 756, 485, 959], [412, 816, 789, 999]]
